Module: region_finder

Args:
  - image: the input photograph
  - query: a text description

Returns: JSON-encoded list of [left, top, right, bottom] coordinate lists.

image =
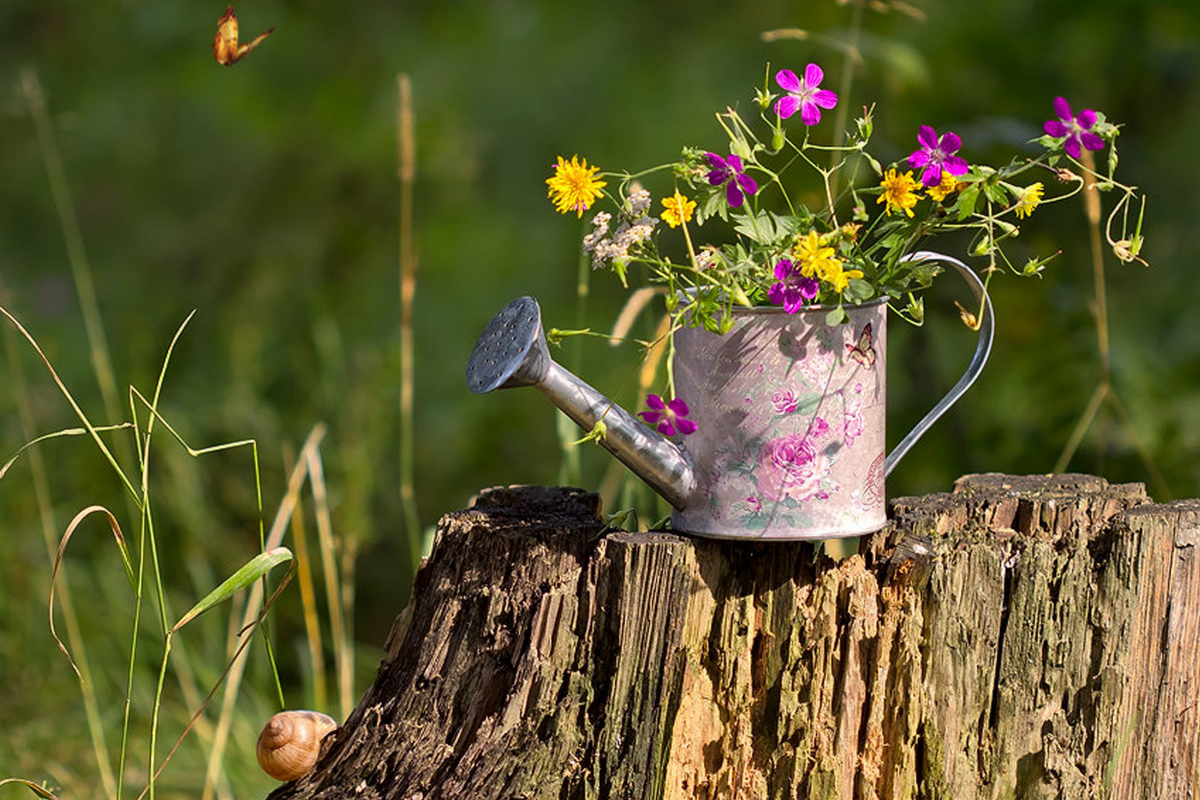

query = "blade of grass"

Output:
[[173, 548, 294, 632], [199, 424, 327, 800], [0, 304, 138, 503], [0, 276, 119, 799], [20, 67, 128, 474], [397, 72, 422, 573], [282, 442, 328, 712], [304, 444, 353, 718]]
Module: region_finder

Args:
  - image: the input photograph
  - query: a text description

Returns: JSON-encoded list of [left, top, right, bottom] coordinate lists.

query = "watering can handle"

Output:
[[884, 251, 995, 478]]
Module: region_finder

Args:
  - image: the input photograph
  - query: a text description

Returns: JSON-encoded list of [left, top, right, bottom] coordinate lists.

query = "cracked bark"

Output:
[[265, 475, 1200, 799]]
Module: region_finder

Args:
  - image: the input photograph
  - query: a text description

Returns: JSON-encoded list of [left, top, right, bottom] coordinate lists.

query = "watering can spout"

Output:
[[466, 296, 695, 510]]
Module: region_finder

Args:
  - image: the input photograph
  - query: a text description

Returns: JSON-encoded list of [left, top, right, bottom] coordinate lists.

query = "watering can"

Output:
[[466, 252, 993, 540]]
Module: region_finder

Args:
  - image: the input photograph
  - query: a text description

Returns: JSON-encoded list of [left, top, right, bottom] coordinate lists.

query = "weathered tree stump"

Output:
[[266, 474, 1200, 799]]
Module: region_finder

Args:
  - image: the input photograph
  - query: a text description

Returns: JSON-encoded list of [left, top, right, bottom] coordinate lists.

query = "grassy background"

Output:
[[1, 0, 1197, 796]]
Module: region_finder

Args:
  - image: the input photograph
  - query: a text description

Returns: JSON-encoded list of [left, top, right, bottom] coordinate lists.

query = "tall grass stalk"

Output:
[[397, 73, 422, 570], [20, 67, 128, 476], [283, 443, 329, 712], [0, 280, 117, 798], [0, 302, 320, 797], [304, 445, 355, 718], [1053, 150, 1169, 497], [196, 424, 331, 800]]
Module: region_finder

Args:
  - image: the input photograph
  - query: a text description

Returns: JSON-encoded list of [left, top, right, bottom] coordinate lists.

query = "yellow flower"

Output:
[[793, 230, 842, 278], [824, 263, 865, 294], [926, 171, 964, 202], [1014, 182, 1044, 219], [660, 191, 696, 228], [877, 168, 922, 217], [547, 155, 606, 217]]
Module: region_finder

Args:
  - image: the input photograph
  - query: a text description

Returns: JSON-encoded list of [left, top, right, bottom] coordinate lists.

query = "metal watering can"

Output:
[[466, 252, 993, 541]]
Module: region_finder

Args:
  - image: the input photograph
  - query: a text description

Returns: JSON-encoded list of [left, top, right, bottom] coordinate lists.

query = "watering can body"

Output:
[[466, 252, 993, 541]]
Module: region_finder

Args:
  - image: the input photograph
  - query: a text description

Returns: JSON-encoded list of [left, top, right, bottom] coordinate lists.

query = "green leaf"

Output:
[[825, 307, 847, 326], [173, 547, 293, 632], [953, 185, 980, 221], [842, 278, 875, 303]]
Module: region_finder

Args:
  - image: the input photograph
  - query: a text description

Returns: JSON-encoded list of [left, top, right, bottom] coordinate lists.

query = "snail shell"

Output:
[[256, 710, 339, 782]]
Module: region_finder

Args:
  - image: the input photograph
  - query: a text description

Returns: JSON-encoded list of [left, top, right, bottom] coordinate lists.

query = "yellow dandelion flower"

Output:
[[660, 191, 696, 228], [877, 168, 922, 217], [926, 171, 964, 202], [547, 155, 607, 217], [1014, 182, 1044, 219], [824, 264, 865, 294], [793, 230, 842, 278]]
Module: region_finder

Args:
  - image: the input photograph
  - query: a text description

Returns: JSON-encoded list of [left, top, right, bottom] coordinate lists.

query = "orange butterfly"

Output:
[[213, 6, 274, 66]]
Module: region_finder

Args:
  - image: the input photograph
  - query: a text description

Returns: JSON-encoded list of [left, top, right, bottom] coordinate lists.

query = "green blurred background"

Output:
[[1, 0, 1197, 795]]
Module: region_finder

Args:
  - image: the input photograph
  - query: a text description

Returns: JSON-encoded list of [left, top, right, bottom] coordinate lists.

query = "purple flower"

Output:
[[774, 64, 839, 126], [908, 125, 969, 188], [767, 258, 820, 314], [638, 393, 697, 437], [1043, 97, 1105, 159], [705, 153, 757, 208]]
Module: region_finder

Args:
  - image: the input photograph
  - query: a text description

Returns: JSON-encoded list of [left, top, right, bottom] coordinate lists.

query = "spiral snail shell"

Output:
[[256, 710, 339, 782]]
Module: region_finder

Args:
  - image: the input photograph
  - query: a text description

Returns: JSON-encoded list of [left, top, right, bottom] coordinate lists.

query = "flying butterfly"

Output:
[[846, 323, 877, 368], [213, 6, 274, 66]]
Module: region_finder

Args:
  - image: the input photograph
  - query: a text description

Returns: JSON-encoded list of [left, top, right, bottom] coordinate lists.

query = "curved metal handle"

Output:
[[885, 251, 995, 477]]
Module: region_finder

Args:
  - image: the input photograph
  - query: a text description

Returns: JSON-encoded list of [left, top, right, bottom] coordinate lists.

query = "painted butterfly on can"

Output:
[[846, 323, 877, 368], [213, 6, 274, 66]]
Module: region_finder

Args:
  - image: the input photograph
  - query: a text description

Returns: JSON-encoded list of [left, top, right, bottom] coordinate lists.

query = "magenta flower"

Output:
[[1043, 97, 1105, 159], [639, 394, 697, 437], [908, 125, 969, 188], [705, 153, 757, 208], [767, 258, 820, 314], [774, 64, 838, 126]]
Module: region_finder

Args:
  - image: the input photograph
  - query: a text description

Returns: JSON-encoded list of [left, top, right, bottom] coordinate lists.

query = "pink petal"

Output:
[[1044, 120, 1069, 137], [916, 125, 939, 150], [800, 101, 821, 126], [775, 68, 801, 93], [813, 89, 838, 109], [676, 419, 698, 435], [803, 62, 825, 88], [1077, 108, 1097, 129], [944, 155, 969, 175], [645, 393, 665, 410], [908, 149, 931, 169], [667, 398, 690, 417], [657, 421, 677, 437], [939, 131, 962, 153], [639, 411, 663, 425], [1081, 131, 1105, 151], [1052, 97, 1072, 122], [775, 95, 800, 119]]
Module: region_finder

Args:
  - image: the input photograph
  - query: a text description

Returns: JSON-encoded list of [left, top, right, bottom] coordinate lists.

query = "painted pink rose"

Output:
[[772, 389, 799, 414], [755, 433, 830, 503], [843, 402, 864, 447]]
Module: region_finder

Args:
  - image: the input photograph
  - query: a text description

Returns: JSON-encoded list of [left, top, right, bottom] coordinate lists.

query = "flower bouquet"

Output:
[[546, 63, 1146, 338]]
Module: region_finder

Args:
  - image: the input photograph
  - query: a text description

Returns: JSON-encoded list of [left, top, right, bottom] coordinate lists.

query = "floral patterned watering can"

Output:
[[466, 252, 993, 540]]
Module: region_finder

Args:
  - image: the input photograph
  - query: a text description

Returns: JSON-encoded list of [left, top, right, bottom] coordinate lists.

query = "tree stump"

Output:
[[265, 474, 1200, 799]]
